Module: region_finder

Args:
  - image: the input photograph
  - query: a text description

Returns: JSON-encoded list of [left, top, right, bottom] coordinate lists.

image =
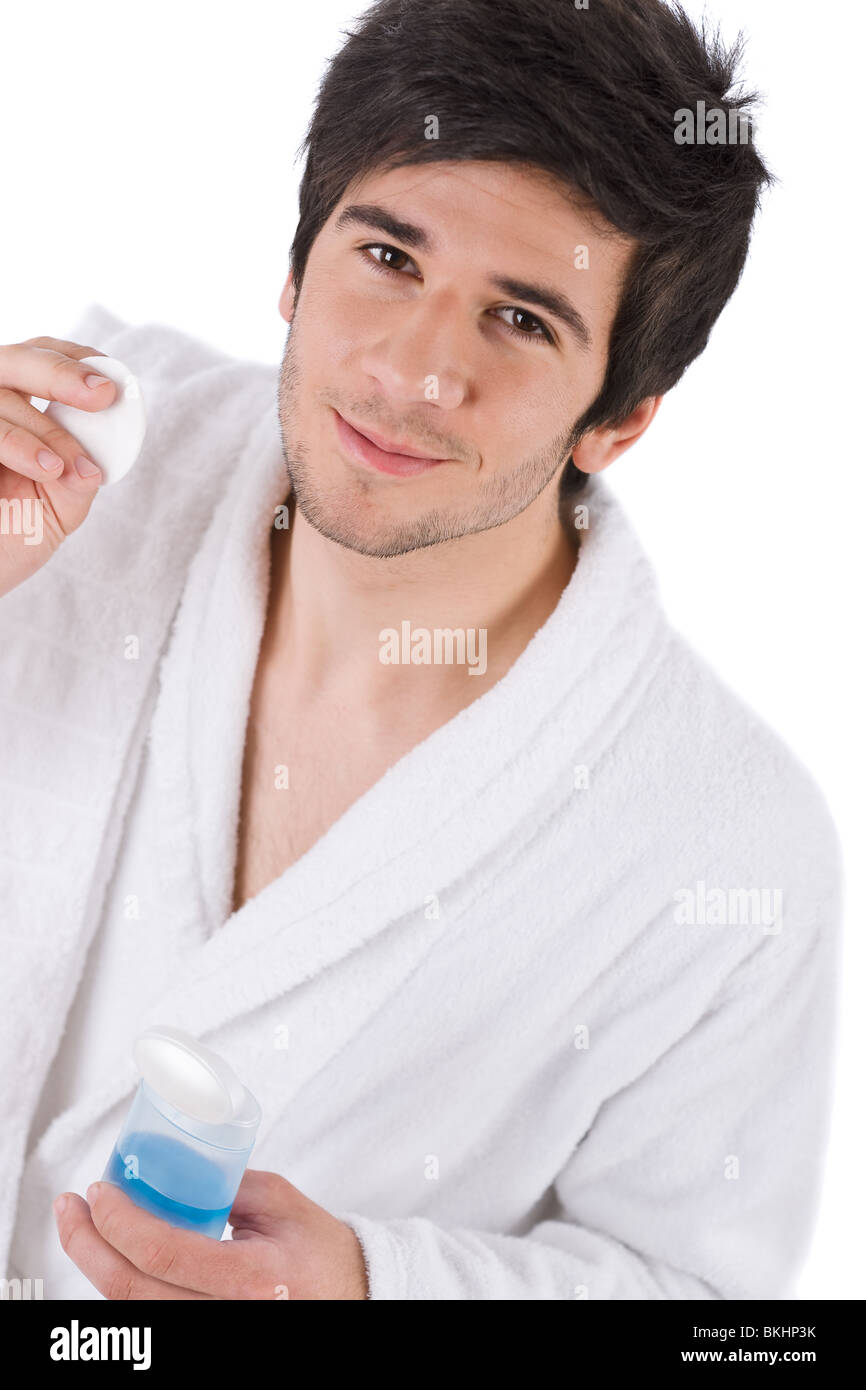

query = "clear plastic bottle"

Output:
[[103, 1026, 262, 1239]]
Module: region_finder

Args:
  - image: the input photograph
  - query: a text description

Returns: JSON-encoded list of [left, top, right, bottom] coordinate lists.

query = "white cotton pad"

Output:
[[44, 355, 146, 485]]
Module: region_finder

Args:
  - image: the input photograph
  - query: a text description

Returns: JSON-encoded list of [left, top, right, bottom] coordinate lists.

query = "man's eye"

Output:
[[358, 247, 553, 346], [359, 243, 418, 276], [493, 306, 554, 345]]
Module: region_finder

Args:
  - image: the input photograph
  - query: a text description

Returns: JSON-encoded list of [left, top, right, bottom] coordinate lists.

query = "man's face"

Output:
[[277, 160, 633, 558]]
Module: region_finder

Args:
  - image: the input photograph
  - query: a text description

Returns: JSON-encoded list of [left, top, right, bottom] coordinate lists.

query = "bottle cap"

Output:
[[133, 1026, 256, 1126]]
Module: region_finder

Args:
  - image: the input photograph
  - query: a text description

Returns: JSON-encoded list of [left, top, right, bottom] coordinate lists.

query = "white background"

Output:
[[1, 0, 862, 1298]]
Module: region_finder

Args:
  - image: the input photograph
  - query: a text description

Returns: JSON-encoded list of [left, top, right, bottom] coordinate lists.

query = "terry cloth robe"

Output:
[[0, 303, 843, 1301]]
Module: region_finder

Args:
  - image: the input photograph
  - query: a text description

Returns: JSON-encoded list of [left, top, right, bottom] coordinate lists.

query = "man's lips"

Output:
[[332, 409, 452, 477]]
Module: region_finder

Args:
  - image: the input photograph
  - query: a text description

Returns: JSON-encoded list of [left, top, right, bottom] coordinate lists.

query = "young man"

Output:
[[0, 0, 841, 1299]]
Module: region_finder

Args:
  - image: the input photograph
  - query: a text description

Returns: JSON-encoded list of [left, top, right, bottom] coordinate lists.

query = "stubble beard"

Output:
[[276, 320, 576, 559]]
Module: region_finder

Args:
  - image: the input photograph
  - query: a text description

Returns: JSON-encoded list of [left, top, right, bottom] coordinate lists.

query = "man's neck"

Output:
[[231, 477, 581, 909], [262, 479, 580, 715]]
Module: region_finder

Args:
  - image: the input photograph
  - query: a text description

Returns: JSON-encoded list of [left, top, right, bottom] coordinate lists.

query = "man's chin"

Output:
[[288, 484, 458, 559]]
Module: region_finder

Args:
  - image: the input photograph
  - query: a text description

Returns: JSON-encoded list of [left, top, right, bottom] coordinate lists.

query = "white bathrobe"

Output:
[[0, 303, 843, 1300]]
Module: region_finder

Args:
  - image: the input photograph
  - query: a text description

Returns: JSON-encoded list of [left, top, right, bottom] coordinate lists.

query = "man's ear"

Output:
[[570, 396, 663, 475], [278, 270, 297, 326]]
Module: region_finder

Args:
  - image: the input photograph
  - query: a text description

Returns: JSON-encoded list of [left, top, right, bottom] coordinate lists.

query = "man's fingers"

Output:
[[54, 1192, 209, 1301], [0, 389, 102, 488], [22, 336, 109, 359], [1, 342, 116, 411], [85, 1182, 269, 1298]]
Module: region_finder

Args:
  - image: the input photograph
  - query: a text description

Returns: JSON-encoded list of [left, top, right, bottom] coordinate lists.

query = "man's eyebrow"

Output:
[[333, 203, 434, 253], [333, 202, 592, 351], [488, 276, 592, 352]]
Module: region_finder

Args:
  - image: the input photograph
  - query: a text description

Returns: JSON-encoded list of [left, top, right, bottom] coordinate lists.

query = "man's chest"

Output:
[[232, 714, 361, 914], [230, 689, 432, 916]]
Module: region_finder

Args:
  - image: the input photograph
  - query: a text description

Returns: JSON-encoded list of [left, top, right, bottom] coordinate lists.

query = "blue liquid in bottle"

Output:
[[104, 1131, 234, 1239]]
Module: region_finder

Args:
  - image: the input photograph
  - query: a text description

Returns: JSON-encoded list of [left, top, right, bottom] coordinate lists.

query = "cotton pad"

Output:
[[44, 355, 146, 485]]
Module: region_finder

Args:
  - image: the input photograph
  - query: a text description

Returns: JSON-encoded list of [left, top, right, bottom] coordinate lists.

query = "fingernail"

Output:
[[84, 373, 112, 389], [74, 455, 101, 479], [53, 1195, 68, 1218], [37, 449, 63, 471], [86, 1183, 102, 1204]]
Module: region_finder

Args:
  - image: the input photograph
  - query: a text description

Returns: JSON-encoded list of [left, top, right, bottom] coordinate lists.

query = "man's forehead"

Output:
[[333, 160, 630, 266]]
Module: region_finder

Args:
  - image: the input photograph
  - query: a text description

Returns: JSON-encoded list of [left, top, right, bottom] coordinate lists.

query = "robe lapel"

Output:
[[28, 457, 669, 1175], [146, 420, 670, 1048]]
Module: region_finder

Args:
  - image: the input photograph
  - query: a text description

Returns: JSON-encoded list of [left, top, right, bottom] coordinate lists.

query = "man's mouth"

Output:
[[332, 409, 452, 477]]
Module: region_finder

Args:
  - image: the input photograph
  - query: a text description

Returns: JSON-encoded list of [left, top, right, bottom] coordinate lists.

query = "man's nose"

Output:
[[358, 290, 471, 411]]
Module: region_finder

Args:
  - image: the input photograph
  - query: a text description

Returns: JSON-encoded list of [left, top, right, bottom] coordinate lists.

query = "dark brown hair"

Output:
[[290, 0, 772, 482]]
